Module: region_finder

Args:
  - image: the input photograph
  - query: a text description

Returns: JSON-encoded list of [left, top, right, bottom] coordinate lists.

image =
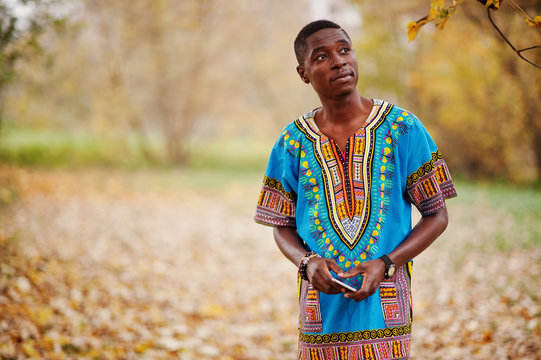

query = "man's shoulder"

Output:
[[374, 100, 430, 143], [280, 109, 317, 135], [377, 100, 414, 120], [272, 114, 310, 146]]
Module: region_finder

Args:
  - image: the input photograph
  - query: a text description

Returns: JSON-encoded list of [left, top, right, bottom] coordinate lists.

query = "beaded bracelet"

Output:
[[298, 251, 320, 281]]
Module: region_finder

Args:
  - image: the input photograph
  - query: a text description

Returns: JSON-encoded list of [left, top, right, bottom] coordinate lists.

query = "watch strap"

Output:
[[379, 254, 393, 267], [379, 254, 395, 279]]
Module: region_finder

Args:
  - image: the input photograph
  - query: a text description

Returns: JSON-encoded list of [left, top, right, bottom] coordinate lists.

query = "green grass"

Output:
[[456, 180, 541, 218], [0, 126, 152, 167], [0, 126, 271, 173], [453, 180, 541, 250]]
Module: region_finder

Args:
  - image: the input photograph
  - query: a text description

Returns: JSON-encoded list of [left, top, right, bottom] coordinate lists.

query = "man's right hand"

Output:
[[305, 257, 345, 294], [272, 226, 348, 295]]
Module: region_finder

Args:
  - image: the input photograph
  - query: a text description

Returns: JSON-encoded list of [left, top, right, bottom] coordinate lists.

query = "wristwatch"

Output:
[[379, 254, 396, 279]]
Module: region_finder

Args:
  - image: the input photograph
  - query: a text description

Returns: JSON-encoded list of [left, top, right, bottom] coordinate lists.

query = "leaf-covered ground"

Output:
[[1, 166, 540, 359]]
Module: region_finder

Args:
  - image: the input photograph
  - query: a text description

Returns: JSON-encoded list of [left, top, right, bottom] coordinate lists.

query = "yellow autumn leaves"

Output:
[[407, 0, 539, 41], [526, 16, 541, 29], [407, 0, 464, 41], [2, 165, 541, 358]]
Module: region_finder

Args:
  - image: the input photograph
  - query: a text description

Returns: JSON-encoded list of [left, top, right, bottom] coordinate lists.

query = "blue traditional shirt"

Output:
[[255, 100, 457, 359]]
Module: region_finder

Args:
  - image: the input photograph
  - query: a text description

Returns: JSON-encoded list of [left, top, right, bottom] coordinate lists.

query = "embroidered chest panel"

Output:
[[296, 100, 393, 250]]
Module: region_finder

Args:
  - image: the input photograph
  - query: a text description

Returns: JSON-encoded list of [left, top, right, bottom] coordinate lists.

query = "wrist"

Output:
[[379, 254, 396, 279], [298, 251, 320, 281]]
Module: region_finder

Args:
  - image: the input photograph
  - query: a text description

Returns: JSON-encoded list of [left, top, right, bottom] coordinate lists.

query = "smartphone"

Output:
[[331, 277, 358, 292]]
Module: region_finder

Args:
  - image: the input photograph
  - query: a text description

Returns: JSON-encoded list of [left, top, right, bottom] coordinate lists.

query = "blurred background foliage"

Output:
[[0, 0, 540, 182]]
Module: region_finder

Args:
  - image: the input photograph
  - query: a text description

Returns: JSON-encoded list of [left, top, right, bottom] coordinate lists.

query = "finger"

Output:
[[345, 288, 370, 302], [326, 280, 346, 294], [309, 265, 342, 294], [315, 278, 342, 294], [339, 265, 365, 278], [326, 259, 343, 275], [345, 275, 378, 301], [322, 274, 348, 293], [344, 290, 362, 301], [364, 280, 379, 298]]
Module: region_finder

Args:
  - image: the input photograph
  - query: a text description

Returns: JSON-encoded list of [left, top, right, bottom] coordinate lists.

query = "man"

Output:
[[255, 20, 456, 359]]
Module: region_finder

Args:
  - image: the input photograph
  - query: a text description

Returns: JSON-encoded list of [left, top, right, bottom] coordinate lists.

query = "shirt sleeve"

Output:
[[401, 114, 457, 216], [254, 129, 299, 227]]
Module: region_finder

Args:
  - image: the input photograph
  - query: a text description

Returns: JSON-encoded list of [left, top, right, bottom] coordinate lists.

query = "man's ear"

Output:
[[296, 65, 310, 84]]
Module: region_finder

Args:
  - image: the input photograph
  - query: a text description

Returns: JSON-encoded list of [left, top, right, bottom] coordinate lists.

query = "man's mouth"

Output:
[[332, 72, 354, 82]]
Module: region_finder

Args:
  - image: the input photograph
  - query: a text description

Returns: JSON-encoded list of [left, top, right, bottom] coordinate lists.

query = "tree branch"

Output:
[[487, 7, 541, 69]]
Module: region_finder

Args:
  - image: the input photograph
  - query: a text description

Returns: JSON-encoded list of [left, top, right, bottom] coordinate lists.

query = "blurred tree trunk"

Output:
[[87, 0, 217, 165], [147, 0, 210, 164], [91, 0, 158, 162], [147, 0, 182, 163]]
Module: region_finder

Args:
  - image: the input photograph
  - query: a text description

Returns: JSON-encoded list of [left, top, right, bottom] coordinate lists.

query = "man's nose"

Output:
[[330, 52, 346, 69]]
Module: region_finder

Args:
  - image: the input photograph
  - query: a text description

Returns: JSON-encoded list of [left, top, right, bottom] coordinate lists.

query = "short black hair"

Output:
[[294, 20, 351, 65]]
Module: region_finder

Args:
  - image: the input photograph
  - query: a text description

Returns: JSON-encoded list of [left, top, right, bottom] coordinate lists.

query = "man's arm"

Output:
[[389, 206, 449, 268], [273, 226, 345, 294], [340, 206, 449, 301]]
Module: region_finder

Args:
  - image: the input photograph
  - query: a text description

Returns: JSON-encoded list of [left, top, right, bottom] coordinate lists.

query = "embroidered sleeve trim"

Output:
[[254, 177, 297, 227], [406, 150, 442, 187], [406, 151, 457, 216], [263, 175, 296, 200]]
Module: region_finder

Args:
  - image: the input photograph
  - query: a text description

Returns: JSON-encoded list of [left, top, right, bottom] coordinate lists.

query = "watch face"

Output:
[[388, 265, 396, 278]]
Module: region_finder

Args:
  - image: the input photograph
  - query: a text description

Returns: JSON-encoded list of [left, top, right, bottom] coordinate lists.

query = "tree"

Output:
[[65, 0, 310, 164], [408, 0, 541, 69], [0, 0, 67, 134], [349, 0, 541, 181], [406, 0, 541, 180]]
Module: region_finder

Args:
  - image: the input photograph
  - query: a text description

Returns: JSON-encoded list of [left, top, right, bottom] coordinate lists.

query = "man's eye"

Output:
[[341, 47, 350, 53], [316, 54, 327, 60]]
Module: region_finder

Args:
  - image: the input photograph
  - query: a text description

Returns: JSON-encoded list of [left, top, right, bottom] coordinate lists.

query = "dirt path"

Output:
[[1, 167, 540, 359]]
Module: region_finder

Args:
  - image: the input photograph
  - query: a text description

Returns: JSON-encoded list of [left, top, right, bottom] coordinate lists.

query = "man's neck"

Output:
[[317, 90, 372, 128]]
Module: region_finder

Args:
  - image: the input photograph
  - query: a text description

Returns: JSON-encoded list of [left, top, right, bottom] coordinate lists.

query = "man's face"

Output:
[[297, 28, 358, 98]]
